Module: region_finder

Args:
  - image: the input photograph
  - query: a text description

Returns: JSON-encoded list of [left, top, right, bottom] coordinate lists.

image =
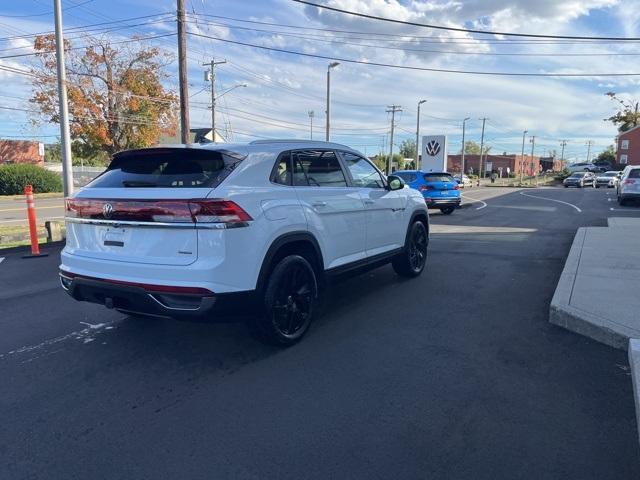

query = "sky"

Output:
[[1, 0, 640, 162]]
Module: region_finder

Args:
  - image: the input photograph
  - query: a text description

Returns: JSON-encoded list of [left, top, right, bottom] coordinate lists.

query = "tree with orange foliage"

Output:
[[30, 35, 178, 156]]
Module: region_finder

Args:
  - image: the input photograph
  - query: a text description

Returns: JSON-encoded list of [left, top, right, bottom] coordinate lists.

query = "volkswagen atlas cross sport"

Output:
[[60, 140, 429, 346]]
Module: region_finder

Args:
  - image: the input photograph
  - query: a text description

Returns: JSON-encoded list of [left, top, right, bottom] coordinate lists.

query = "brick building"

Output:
[[447, 154, 543, 177], [0, 139, 44, 166], [616, 126, 640, 166]]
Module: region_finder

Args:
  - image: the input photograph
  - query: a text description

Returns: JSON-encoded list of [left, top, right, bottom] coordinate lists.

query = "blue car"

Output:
[[394, 170, 461, 214]]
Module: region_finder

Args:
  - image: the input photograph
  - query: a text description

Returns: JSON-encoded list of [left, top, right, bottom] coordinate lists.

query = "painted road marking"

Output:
[[0, 205, 62, 213], [518, 191, 582, 213], [460, 194, 488, 210], [0, 258, 4, 264]]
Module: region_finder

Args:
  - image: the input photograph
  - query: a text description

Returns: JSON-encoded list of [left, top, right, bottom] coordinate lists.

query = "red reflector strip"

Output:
[[59, 271, 214, 296]]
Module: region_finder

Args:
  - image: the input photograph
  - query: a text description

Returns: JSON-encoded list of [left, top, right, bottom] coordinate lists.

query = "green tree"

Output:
[[44, 142, 61, 162], [595, 145, 616, 164], [605, 92, 640, 132], [399, 139, 416, 159], [461, 141, 491, 155]]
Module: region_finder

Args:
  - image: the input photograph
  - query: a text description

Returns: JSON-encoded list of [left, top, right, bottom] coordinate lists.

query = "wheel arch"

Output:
[[402, 208, 429, 249], [256, 231, 325, 292]]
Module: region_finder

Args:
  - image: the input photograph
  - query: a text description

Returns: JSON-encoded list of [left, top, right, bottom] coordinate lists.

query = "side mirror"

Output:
[[387, 175, 405, 191]]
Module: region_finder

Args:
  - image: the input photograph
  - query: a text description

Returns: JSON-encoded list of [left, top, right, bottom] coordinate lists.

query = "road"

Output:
[[0, 196, 65, 226], [1, 186, 639, 479]]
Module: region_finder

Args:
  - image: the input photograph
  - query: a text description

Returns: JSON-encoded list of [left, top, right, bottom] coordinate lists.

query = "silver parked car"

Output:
[[595, 171, 620, 188], [563, 171, 596, 188], [618, 166, 640, 206]]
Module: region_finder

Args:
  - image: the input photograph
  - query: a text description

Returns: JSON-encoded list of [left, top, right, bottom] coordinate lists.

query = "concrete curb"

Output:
[[629, 339, 640, 446], [549, 227, 640, 350]]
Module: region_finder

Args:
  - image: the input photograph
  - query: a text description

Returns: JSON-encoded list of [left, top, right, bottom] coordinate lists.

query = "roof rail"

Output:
[[249, 139, 352, 149]]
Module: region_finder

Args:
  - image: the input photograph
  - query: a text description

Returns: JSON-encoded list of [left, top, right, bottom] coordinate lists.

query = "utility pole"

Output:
[[386, 105, 402, 174], [415, 99, 426, 169], [325, 62, 339, 141], [177, 0, 190, 143], [460, 117, 470, 180], [477, 117, 487, 186], [53, 0, 73, 196], [520, 130, 528, 184], [308, 110, 314, 140], [585, 140, 595, 163], [203, 58, 226, 141], [560, 140, 568, 171], [529, 135, 537, 180]]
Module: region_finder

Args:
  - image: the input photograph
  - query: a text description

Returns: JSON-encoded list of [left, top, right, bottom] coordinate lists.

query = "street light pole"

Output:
[[520, 130, 528, 184], [325, 62, 339, 141], [203, 58, 227, 141], [460, 117, 470, 181], [478, 117, 487, 186], [530, 135, 537, 182], [308, 110, 314, 140], [415, 99, 426, 169], [53, 0, 73, 196], [386, 105, 402, 174], [560, 140, 568, 170]]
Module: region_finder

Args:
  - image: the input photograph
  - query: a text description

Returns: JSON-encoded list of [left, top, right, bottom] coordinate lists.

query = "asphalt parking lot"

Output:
[[2, 186, 640, 479]]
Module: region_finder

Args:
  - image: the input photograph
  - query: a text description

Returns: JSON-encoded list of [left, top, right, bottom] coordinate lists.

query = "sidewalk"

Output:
[[550, 217, 640, 349]]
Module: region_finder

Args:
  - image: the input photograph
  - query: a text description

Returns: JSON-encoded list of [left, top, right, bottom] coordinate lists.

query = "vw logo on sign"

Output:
[[425, 140, 441, 157], [102, 203, 114, 219]]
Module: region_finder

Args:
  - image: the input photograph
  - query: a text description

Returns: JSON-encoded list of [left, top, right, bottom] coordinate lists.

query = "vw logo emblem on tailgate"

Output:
[[426, 140, 441, 156], [102, 203, 114, 219]]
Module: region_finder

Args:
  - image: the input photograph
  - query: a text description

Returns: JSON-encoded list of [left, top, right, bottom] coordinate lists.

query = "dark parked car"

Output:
[[563, 171, 596, 188]]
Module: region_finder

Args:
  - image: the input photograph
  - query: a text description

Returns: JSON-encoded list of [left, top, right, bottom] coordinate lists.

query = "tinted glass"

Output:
[[603, 172, 617, 177], [87, 148, 243, 188], [271, 152, 292, 186], [292, 150, 347, 187], [395, 172, 417, 183], [629, 169, 640, 179], [570, 173, 586, 178], [341, 152, 385, 188], [424, 173, 455, 182]]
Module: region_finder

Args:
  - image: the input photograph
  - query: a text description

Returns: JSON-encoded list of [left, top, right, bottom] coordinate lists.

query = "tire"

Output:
[[253, 254, 318, 346], [392, 221, 428, 278], [440, 206, 455, 215], [619, 196, 627, 206]]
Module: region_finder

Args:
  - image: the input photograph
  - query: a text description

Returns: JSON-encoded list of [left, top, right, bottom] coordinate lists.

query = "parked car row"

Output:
[[566, 161, 613, 173], [60, 140, 430, 346]]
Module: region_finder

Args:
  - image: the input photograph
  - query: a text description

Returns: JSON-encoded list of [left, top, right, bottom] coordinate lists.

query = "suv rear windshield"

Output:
[[629, 169, 640, 179], [424, 173, 454, 182], [87, 148, 244, 188]]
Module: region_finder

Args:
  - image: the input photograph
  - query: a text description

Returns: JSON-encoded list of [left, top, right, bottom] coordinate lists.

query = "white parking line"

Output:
[[518, 190, 582, 213], [0, 258, 4, 264], [460, 193, 488, 210]]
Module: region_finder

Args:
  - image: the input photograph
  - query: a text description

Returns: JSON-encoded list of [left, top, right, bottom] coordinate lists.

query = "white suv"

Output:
[[60, 140, 429, 345]]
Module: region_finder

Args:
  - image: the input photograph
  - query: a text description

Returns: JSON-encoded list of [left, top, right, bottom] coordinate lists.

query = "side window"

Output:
[[271, 151, 292, 186], [395, 172, 416, 183], [340, 152, 385, 188], [292, 150, 347, 187]]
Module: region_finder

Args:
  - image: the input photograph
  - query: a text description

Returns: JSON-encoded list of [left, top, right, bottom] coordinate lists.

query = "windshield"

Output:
[[602, 172, 617, 177], [424, 173, 455, 182], [86, 148, 244, 188], [570, 173, 586, 178]]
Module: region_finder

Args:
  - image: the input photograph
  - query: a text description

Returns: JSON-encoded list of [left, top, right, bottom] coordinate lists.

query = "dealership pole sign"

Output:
[[421, 135, 448, 172]]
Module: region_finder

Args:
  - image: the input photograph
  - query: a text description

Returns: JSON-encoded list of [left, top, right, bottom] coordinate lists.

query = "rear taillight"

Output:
[[624, 179, 636, 185], [454, 185, 460, 190], [65, 198, 252, 225], [188, 200, 252, 224]]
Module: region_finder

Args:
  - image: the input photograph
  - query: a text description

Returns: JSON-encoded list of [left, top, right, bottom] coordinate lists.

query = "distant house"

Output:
[[446, 154, 545, 177], [0, 139, 44, 166], [159, 128, 227, 145], [615, 125, 640, 166]]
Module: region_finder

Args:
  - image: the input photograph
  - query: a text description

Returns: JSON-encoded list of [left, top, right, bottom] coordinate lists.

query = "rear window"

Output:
[[629, 169, 640, 179], [424, 173, 454, 182], [395, 172, 417, 183], [86, 148, 244, 188]]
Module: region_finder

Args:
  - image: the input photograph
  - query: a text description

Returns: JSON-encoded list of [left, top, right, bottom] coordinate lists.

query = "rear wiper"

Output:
[[122, 181, 158, 187]]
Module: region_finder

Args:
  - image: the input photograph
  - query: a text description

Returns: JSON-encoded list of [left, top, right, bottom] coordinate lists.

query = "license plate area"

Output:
[[103, 228, 126, 247]]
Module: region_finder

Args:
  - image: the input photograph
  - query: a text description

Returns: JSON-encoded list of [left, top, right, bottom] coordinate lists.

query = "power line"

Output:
[[0, 0, 95, 18], [292, 0, 640, 41], [187, 31, 640, 77]]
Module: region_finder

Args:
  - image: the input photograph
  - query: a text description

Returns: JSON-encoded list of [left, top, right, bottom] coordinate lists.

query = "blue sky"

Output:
[[1, 0, 640, 162]]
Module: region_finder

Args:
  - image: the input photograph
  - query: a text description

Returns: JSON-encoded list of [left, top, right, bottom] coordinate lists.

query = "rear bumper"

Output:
[[59, 271, 256, 320], [425, 197, 461, 208], [620, 192, 640, 201]]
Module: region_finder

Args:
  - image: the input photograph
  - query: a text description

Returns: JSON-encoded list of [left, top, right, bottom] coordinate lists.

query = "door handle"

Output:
[[363, 199, 375, 205], [312, 201, 327, 207]]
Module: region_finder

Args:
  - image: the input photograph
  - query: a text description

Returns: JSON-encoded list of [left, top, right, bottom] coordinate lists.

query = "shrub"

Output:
[[0, 164, 63, 195]]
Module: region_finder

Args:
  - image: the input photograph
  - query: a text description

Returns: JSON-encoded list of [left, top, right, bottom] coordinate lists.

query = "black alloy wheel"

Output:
[[259, 255, 318, 346], [393, 221, 428, 277]]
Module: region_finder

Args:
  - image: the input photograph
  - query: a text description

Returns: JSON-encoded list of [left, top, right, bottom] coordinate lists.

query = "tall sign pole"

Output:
[[53, 0, 73, 196], [415, 99, 426, 169], [177, 0, 190, 143]]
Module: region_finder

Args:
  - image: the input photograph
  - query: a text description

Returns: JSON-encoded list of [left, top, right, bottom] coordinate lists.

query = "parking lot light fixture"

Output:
[[326, 62, 340, 141]]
